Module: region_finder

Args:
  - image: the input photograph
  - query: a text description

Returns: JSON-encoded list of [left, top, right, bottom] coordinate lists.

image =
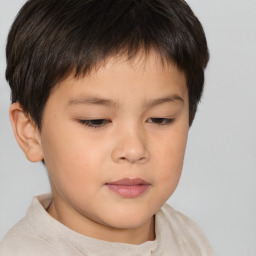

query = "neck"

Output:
[[47, 196, 155, 244]]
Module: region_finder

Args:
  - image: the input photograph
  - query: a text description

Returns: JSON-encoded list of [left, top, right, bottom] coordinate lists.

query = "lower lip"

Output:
[[106, 184, 150, 198]]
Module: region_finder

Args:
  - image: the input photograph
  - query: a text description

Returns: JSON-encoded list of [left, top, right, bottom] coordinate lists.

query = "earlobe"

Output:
[[9, 102, 44, 162]]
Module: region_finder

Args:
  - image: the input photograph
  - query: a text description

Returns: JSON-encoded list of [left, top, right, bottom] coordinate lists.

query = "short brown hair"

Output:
[[6, 0, 209, 129]]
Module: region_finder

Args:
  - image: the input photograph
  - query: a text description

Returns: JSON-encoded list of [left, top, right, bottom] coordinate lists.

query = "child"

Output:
[[0, 0, 213, 255]]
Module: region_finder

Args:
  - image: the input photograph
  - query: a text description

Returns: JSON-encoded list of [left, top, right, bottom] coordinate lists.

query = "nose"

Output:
[[111, 125, 150, 164]]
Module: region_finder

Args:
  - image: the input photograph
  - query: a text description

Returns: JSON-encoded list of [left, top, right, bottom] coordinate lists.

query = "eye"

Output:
[[147, 118, 174, 125], [79, 119, 110, 128]]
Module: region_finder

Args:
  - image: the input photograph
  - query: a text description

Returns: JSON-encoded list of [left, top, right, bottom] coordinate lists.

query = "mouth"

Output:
[[105, 178, 151, 198]]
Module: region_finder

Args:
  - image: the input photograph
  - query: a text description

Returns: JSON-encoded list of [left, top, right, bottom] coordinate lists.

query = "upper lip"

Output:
[[106, 178, 150, 186]]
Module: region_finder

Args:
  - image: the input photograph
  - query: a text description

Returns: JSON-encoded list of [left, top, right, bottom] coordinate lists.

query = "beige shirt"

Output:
[[0, 194, 214, 256]]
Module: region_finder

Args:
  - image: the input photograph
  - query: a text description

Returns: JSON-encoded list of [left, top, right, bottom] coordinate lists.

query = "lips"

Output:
[[105, 178, 151, 198]]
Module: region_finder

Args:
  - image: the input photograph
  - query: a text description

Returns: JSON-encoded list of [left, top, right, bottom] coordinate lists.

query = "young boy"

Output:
[[0, 0, 213, 255]]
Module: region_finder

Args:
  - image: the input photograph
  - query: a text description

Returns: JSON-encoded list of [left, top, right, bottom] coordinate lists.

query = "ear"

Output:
[[9, 102, 44, 162]]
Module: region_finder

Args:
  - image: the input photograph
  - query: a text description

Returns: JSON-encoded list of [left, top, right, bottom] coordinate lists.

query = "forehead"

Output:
[[51, 51, 187, 103], [86, 50, 184, 80]]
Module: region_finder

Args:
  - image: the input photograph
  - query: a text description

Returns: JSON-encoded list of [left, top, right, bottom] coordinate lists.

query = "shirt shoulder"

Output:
[[0, 217, 57, 256], [158, 204, 214, 256]]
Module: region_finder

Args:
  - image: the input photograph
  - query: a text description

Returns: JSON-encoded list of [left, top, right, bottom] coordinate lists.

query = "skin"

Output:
[[10, 51, 189, 244]]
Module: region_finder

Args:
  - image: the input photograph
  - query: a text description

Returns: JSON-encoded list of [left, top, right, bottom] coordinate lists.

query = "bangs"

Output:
[[6, 0, 209, 128]]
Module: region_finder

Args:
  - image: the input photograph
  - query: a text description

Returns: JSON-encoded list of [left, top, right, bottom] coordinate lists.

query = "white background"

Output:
[[0, 0, 255, 255]]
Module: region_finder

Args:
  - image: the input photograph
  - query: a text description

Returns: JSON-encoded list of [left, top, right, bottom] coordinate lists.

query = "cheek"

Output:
[[152, 126, 188, 186], [41, 123, 108, 193], [41, 127, 88, 181]]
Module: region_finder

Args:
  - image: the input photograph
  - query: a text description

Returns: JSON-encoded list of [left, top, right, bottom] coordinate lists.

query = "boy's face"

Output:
[[39, 51, 189, 241]]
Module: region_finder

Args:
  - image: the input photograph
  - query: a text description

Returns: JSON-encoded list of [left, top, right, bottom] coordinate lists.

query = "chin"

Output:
[[99, 210, 154, 230]]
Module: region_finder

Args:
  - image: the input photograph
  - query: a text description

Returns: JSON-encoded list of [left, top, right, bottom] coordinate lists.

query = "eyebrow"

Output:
[[142, 94, 184, 109], [67, 94, 184, 109], [67, 96, 118, 107]]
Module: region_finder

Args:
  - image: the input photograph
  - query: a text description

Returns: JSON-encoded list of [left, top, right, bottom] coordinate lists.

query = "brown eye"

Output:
[[147, 118, 174, 125], [79, 119, 110, 128]]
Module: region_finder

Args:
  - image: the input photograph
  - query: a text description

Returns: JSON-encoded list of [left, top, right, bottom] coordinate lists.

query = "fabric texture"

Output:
[[0, 194, 214, 256]]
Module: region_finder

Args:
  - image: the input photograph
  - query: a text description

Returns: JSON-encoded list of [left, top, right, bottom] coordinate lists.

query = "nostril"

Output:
[[118, 156, 146, 164], [111, 139, 150, 164]]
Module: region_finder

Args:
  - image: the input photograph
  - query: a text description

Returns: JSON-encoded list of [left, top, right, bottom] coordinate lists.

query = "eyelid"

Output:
[[79, 119, 111, 128], [147, 117, 174, 125], [78, 117, 174, 128]]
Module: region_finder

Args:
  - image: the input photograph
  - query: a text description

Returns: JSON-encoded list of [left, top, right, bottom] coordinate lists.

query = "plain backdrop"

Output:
[[0, 0, 255, 255]]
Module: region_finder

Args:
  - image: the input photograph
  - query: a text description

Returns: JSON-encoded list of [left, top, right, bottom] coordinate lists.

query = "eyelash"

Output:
[[79, 118, 174, 128], [79, 119, 110, 128], [147, 118, 174, 125]]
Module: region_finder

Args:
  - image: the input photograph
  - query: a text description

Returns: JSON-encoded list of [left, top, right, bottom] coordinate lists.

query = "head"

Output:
[[6, 0, 208, 129], [7, 0, 209, 243]]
